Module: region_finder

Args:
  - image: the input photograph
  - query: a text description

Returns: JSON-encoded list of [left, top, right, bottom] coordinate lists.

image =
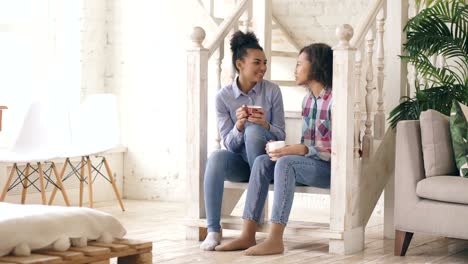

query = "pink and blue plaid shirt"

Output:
[[301, 88, 332, 162]]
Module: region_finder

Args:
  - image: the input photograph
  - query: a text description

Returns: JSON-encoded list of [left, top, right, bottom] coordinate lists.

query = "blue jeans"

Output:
[[204, 125, 274, 232], [242, 154, 331, 225]]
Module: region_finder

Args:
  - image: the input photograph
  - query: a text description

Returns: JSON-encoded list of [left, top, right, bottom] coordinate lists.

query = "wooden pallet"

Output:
[[0, 239, 152, 264]]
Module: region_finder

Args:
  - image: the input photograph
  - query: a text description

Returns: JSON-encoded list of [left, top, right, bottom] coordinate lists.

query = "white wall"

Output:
[[107, 0, 217, 201], [272, 0, 371, 47]]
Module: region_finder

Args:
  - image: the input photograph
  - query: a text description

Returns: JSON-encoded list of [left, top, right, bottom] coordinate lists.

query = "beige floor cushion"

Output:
[[0, 203, 126, 257]]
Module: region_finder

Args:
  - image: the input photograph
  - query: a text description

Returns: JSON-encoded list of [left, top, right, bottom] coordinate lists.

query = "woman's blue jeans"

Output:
[[204, 125, 274, 232], [242, 154, 330, 225]]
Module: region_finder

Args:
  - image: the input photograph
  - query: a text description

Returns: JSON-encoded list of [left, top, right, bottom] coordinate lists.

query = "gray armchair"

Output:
[[394, 113, 468, 256]]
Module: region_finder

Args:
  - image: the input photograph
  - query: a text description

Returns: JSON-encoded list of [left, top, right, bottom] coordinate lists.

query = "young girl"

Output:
[[200, 31, 285, 251], [215, 43, 333, 255]]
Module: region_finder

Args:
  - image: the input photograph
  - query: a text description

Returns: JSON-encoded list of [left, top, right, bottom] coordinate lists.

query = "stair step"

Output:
[[189, 216, 342, 239], [224, 181, 330, 195], [272, 51, 298, 58], [272, 80, 297, 86]]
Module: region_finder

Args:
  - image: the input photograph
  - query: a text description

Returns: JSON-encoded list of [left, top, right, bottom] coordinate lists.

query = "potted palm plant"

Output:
[[389, 0, 468, 128]]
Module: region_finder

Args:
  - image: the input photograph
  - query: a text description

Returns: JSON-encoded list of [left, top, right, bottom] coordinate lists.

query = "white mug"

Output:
[[268, 141, 285, 161], [268, 140, 285, 151]]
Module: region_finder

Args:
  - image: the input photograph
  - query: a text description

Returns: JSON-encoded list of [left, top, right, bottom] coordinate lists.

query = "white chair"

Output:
[[48, 94, 125, 211], [0, 101, 71, 205]]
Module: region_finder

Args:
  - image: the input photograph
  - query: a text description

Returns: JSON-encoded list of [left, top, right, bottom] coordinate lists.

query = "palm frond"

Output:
[[401, 54, 464, 86], [389, 0, 468, 128], [389, 84, 468, 128], [404, 14, 467, 60], [415, 0, 438, 10]]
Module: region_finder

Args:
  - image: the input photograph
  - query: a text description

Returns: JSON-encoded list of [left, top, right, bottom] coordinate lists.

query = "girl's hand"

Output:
[[247, 108, 269, 130], [267, 144, 309, 161], [235, 105, 249, 131]]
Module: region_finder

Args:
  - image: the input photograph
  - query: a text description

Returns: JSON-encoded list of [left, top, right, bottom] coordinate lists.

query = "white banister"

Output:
[[215, 45, 224, 93], [350, 0, 385, 48], [213, 44, 224, 151], [374, 8, 386, 140], [354, 51, 362, 158], [190, 27, 206, 48], [428, 54, 438, 86], [185, 26, 209, 239], [330, 24, 364, 255], [240, 0, 252, 33], [206, 0, 250, 57], [362, 30, 375, 158], [252, 0, 272, 80], [406, 0, 419, 96], [208, 0, 214, 17], [437, 54, 445, 68], [228, 26, 238, 83]]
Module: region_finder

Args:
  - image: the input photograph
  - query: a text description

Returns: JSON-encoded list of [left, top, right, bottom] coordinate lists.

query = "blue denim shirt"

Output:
[[215, 78, 285, 153]]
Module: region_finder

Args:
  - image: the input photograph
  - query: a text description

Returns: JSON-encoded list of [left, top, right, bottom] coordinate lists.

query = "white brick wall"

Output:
[[81, 0, 111, 99], [105, 0, 212, 201], [273, 0, 370, 46]]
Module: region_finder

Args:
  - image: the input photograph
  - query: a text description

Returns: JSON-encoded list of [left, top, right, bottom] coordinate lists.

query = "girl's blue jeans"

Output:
[[243, 154, 330, 225], [204, 124, 274, 232]]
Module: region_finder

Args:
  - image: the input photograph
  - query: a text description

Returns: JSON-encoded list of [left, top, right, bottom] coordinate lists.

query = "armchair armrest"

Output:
[[394, 120, 425, 226]]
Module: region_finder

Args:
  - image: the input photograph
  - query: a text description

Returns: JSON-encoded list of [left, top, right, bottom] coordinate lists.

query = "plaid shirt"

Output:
[[301, 88, 332, 161]]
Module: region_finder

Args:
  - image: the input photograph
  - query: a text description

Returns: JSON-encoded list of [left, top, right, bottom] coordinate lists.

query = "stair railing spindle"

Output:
[[374, 8, 385, 140], [362, 29, 375, 158], [354, 50, 362, 158]]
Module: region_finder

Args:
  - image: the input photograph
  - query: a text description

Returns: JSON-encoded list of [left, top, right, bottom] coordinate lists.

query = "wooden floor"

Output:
[[96, 200, 468, 264]]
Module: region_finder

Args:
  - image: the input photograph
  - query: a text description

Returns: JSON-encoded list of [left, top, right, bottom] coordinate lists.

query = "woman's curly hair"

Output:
[[230, 31, 263, 72]]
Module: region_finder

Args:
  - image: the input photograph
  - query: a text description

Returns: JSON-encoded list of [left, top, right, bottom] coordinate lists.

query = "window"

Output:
[[0, 0, 82, 146]]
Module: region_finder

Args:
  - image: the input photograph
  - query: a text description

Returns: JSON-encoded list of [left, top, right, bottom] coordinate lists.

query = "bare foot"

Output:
[[215, 236, 256, 251], [244, 238, 284, 255]]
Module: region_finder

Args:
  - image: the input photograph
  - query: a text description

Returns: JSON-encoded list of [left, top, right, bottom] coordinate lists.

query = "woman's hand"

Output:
[[266, 144, 309, 161], [247, 108, 269, 130], [235, 105, 249, 131]]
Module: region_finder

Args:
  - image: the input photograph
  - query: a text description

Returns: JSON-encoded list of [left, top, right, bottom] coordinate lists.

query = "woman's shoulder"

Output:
[[216, 83, 236, 101], [218, 82, 234, 94]]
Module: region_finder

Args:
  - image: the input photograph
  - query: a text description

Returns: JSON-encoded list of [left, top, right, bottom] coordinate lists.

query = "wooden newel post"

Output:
[[330, 24, 364, 255], [186, 26, 209, 240]]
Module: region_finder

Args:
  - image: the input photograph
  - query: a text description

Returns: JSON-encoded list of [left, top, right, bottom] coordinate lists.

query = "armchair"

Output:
[[394, 114, 468, 256]]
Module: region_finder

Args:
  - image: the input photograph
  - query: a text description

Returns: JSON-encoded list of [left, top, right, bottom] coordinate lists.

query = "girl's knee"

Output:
[[244, 124, 266, 139], [208, 150, 230, 164], [206, 150, 231, 174], [275, 156, 295, 170], [252, 154, 271, 169]]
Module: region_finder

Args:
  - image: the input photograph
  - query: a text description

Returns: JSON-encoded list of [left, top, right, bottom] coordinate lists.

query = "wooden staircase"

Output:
[[186, 0, 410, 255]]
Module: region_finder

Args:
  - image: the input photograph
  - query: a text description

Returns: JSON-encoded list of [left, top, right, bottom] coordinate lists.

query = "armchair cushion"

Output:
[[449, 101, 468, 177], [416, 176, 468, 204], [419, 110, 458, 177]]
